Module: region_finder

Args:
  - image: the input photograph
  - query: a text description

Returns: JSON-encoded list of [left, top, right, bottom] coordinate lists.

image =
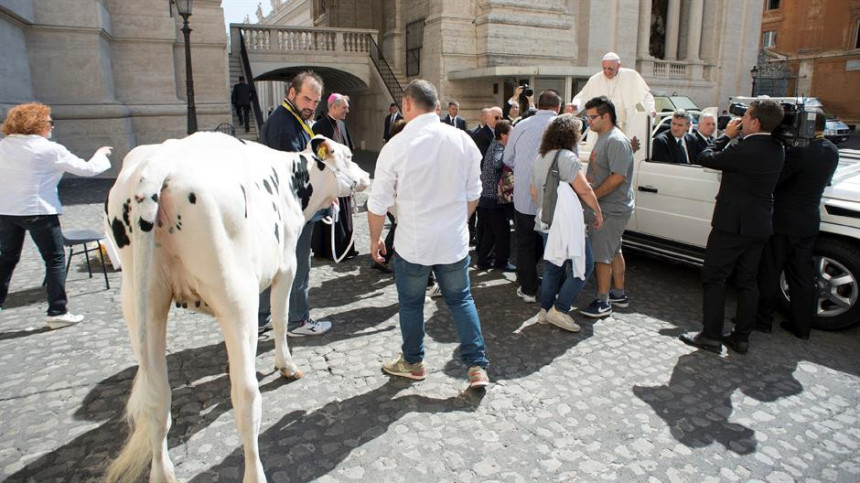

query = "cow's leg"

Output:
[[270, 262, 302, 379], [216, 295, 266, 483]]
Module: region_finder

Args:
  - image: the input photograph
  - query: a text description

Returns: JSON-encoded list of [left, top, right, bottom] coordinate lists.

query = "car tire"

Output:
[[779, 237, 860, 330]]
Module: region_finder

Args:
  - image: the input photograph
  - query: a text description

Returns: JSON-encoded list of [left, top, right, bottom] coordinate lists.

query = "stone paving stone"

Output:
[[0, 178, 858, 482]]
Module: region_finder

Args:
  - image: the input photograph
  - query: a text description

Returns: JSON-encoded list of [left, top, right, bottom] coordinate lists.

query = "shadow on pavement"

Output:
[[190, 380, 484, 482], [7, 338, 284, 481], [632, 352, 803, 455]]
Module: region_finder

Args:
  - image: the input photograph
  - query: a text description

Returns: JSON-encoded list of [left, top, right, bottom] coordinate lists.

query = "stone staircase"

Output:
[[229, 54, 259, 141]]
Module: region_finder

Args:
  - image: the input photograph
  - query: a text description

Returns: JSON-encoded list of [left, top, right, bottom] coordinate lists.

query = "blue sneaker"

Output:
[[580, 298, 612, 318], [609, 291, 629, 308]]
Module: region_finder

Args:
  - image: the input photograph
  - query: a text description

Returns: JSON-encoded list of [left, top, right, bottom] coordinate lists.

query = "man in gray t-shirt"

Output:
[[580, 96, 634, 318]]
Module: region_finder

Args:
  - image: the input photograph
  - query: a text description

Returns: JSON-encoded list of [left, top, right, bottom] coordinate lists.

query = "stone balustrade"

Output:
[[637, 59, 715, 84], [233, 25, 375, 55]]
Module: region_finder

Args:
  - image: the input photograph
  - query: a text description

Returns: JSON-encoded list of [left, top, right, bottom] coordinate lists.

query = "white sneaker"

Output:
[[516, 287, 536, 303], [288, 319, 332, 337], [46, 312, 84, 329], [427, 283, 442, 298], [537, 308, 548, 325], [546, 307, 581, 332]]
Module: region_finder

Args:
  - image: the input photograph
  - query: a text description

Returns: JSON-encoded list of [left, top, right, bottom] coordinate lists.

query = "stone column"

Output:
[[637, 0, 652, 58], [665, 0, 681, 60], [685, 0, 704, 62]]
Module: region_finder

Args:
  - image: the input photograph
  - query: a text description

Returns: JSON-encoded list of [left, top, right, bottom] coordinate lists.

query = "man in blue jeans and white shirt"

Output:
[[367, 79, 490, 388]]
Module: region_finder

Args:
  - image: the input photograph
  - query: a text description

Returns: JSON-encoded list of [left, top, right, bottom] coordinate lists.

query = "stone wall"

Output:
[[0, 0, 231, 177]]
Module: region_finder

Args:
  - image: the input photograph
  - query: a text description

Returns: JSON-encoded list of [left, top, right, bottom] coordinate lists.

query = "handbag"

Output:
[[497, 165, 514, 204], [540, 150, 564, 226]]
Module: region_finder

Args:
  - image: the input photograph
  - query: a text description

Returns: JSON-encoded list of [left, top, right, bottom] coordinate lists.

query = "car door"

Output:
[[633, 159, 720, 248]]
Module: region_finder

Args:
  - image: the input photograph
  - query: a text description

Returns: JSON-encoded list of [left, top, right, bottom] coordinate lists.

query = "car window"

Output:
[[670, 96, 700, 110], [654, 98, 675, 113]]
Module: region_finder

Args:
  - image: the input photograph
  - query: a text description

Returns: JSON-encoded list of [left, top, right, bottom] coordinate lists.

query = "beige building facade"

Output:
[[0, 0, 232, 176], [245, 0, 764, 152]]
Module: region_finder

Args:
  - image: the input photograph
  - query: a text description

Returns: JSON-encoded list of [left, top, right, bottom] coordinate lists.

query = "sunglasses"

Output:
[[48, 120, 55, 126], [586, 114, 603, 121], [494, 116, 501, 120]]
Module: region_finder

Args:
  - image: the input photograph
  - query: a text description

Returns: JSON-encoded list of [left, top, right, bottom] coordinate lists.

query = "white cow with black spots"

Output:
[[104, 132, 370, 483]]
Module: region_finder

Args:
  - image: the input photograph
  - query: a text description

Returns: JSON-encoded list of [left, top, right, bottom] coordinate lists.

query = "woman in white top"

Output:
[[529, 115, 603, 333], [0, 103, 112, 328]]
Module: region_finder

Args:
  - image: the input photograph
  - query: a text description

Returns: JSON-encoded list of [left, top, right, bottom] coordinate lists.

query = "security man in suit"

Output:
[[755, 110, 839, 340], [442, 101, 468, 130], [652, 110, 702, 164], [680, 98, 786, 355], [383, 102, 403, 142]]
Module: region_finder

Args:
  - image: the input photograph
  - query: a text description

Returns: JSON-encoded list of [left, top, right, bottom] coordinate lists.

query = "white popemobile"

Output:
[[579, 106, 860, 330]]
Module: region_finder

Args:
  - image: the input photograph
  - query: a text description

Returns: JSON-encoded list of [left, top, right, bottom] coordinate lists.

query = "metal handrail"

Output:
[[368, 36, 403, 110], [239, 30, 264, 132]]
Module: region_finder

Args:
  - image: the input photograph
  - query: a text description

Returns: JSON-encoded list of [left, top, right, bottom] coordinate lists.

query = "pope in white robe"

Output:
[[572, 52, 656, 132]]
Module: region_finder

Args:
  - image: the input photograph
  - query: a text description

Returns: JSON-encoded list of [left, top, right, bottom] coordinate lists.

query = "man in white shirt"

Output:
[[572, 52, 656, 132], [367, 79, 489, 389]]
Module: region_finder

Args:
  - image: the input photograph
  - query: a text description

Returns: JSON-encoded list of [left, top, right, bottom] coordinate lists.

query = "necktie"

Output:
[[678, 138, 689, 164]]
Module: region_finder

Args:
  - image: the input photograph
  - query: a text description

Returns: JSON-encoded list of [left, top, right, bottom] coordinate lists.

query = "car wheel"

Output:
[[779, 237, 860, 330]]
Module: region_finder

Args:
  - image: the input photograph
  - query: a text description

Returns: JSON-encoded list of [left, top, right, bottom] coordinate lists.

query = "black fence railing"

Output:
[[369, 36, 403, 110], [239, 31, 264, 132]]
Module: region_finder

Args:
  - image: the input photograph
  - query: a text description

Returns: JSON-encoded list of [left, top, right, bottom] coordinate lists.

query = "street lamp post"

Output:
[[174, 0, 197, 134], [750, 65, 758, 97]]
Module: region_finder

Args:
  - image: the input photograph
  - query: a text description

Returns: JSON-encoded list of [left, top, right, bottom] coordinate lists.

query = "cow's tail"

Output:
[[105, 173, 170, 483]]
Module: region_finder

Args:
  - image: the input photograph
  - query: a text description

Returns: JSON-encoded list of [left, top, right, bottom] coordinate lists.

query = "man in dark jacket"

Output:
[[652, 110, 702, 164], [231, 76, 252, 133], [680, 98, 786, 355], [756, 111, 839, 339], [311, 93, 358, 261], [383, 102, 403, 142], [258, 71, 332, 337]]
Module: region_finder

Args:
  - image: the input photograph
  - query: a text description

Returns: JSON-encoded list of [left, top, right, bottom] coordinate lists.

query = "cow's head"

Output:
[[296, 135, 370, 219], [309, 135, 370, 196]]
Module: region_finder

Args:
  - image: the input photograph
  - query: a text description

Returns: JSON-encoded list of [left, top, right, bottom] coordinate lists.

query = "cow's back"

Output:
[[107, 133, 304, 314]]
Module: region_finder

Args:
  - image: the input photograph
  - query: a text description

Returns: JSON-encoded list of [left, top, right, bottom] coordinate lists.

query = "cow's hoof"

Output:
[[278, 367, 304, 379]]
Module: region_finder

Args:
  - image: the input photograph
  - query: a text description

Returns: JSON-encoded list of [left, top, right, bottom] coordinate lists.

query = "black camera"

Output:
[[520, 84, 534, 99], [728, 101, 818, 147]]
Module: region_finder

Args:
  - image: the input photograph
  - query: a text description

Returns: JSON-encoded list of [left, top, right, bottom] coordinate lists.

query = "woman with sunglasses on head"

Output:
[[0, 102, 112, 329]]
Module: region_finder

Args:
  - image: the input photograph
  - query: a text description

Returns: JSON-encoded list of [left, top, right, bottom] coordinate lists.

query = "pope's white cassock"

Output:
[[572, 68, 656, 132]]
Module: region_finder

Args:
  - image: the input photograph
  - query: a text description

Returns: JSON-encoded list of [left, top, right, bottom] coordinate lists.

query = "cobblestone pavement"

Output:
[[1, 178, 859, 483]]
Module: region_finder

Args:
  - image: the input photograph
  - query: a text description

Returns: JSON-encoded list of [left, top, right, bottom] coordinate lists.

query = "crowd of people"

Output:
[[1, 50, 838, 388]]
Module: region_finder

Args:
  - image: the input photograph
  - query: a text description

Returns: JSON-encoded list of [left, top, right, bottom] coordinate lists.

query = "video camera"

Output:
[[728, 100, 818, 147]]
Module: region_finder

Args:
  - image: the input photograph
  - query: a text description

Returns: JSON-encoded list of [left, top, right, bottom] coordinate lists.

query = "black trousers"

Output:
[[236, 104, 250, 131], [514, 210, 544, 296], [383, 212, 396, 264], [477, 207, 511, 268], [756, 233, 817, 337], [0, 215, 68, 315], [701, 229, 768, 341]]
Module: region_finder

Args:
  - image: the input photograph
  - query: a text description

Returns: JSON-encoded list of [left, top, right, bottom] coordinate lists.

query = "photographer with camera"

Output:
[[679, 98, 786, 355], [755, 110, 839, 340], [504, 85, 535, 123]]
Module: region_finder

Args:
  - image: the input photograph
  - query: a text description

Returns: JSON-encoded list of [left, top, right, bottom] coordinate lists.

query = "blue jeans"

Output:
[[540, 235, 594, 312], [0, 215, 69, 315], [259, 208, 329, 324], [393, 253, 489, 368]]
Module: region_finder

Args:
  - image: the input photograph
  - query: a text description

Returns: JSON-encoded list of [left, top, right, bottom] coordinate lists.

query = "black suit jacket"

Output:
[[698, 134, 786, 237], [231, 82, 251, 107], [471, 125, 494, 158], [383, 112, 403, 141], [313, 115, 354, 150], [772, 138, 839, 237], [652, 131, 701, 164], [442, 115, 467, 130]]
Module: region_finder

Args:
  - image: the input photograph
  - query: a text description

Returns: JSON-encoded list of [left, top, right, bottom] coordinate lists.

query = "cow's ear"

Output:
[[310, 135, 331, 160]]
